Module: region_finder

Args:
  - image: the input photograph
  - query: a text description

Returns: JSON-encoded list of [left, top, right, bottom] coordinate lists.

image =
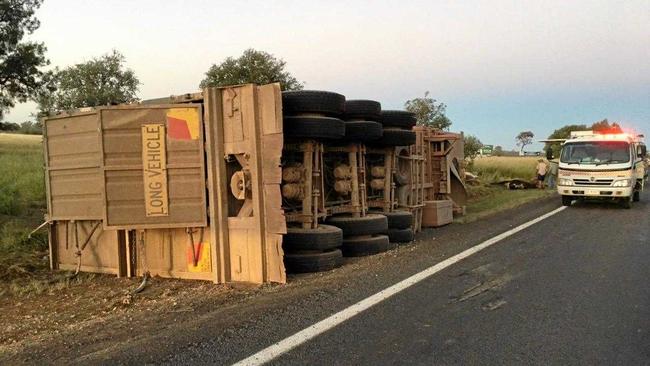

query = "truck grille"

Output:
[[572, 179, 613, 186]]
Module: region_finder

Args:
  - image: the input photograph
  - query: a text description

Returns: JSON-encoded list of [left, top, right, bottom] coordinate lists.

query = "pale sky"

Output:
[[7, 0, 650, 150]]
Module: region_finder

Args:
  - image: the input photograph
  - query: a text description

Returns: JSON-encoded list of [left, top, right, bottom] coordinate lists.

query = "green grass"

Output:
[[458, 156, 555, 223], [0, 133, 48, 282], [457, 186, 554, 223]]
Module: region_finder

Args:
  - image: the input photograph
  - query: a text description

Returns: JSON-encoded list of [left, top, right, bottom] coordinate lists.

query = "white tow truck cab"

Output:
[[556, 130, 647, 208]]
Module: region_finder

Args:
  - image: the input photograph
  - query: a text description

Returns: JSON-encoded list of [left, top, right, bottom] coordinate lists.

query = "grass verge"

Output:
[[456, 186, 555, 224], [459, 156, 555, 223], [0, 133, 48, 290]]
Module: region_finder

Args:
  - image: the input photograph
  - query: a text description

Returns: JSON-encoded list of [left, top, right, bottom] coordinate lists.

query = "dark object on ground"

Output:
[[326, 214, 388, 237], [370, 211, 413, 230], [283, 225, 343, 251], [284, 249, 343, 273], [386, 228, 414, 243], [342, 235, 394, 257]]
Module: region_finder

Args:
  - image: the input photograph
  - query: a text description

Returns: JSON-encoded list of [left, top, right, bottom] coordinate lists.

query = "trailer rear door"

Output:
[[99, 105, 207, 229]]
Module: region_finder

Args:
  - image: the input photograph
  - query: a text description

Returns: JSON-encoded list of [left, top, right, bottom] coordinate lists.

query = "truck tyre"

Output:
[[283, 225, 343, 251], [561, 196, 573, 206], [326, 214, 388, 237], [369, 211, 412, 229], [282, 90, 346, 116], [387, 227, 414, 243], [284, 249, 343, 273], [344, 100, 381, 120], [342, 235, 393, 257], [380, 110, 416, 129], [620, 196, 632, 209], [343, 121, 382, 142], [633, 190, 640, 202], [284, 116, 345, 140], [371, 128, 417, 147]]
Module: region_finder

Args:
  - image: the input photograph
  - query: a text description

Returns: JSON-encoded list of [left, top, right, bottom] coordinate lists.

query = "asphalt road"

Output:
[[155, 192, 650, 365], [9, 193, 647, 365], [270, 194, 650, 365]]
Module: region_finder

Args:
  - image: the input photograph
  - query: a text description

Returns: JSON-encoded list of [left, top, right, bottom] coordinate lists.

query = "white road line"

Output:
[[233, 206, 567, 366]]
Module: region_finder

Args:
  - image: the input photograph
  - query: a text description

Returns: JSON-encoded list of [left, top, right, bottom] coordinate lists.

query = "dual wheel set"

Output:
[[280, 90, 418, 273]]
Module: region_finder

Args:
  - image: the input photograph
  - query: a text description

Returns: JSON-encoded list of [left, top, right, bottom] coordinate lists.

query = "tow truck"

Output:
[[545, 131, 647, 208]]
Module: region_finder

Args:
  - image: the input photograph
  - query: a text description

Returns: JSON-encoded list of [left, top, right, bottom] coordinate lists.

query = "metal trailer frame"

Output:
[[45, 83, 287, 284], [322, 143, 368, 218], [282, 140, 326, 229], [364, 143, 425, 232], [415, 126, 467, 216]]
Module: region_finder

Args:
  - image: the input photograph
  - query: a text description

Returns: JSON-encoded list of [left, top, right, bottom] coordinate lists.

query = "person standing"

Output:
[[547, 159, 558, 189], [536, 159, 548, 189]]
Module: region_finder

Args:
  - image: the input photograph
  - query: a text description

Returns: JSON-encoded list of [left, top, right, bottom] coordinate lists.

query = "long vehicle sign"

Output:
[[141, 123, 169, 217]]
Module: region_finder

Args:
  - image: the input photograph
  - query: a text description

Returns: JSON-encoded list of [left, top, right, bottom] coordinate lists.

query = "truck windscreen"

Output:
[[560, 141, 630, 165]]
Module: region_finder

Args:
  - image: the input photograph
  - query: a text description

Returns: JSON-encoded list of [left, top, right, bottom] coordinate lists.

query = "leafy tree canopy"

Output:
[[404, 91, 452, 130], [544, 119, 624, 157], [464, 134, 483, 160], [515, 131, 534, 152], [200, 49, 303, 91], [0, 0, 49, 119], [37, 50, 139, 115]]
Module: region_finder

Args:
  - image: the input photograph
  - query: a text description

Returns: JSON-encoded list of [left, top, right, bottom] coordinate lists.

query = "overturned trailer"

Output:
[[43, 84, 467, 284], [45, 84, 286, 284]]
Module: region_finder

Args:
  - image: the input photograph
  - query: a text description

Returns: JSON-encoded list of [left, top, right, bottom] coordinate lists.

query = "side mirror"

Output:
[[546, 149, 554, 160], [638, 145, 647, 158]]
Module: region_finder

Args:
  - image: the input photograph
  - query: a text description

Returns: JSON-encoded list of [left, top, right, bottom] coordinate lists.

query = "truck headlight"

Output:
[[558, 178, 573, 186], [612, 179, 631, 187]]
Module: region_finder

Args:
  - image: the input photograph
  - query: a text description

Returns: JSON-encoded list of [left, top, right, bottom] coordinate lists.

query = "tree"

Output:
[[493, 145, 503, 156], [0, 0, 50, 119], [404, 91, 451, 130], [544, 119, 623, 157], [200, 49, 303, 91], [515, 131, 534, 154], [544, 124, 587, 158], [18, 119, 40, 134], [37, 50, 139, 115], [591, 118, 623, 133], [464, 134, 483, 160], [0, 121, 20, 131]]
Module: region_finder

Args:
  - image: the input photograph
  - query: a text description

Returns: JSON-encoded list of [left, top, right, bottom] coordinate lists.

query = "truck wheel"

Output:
[[620, 196, 632, 209], [561, 196, 573, 206], [284, 116, 345, 140], [326, 214, 388, 237], [342, 235, 393, 257], [282, 90, 346, 116], [387, 228, 414, 243], [633, 190, 640, 202], [370, 128, 417, 147], [369, 210, 413, 229], [343, 120, 382, 142], [283, 225, 343, 251], [380, 110, 417, 129], [284, 249, 343, 273], [344, 100, 381, 120]]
